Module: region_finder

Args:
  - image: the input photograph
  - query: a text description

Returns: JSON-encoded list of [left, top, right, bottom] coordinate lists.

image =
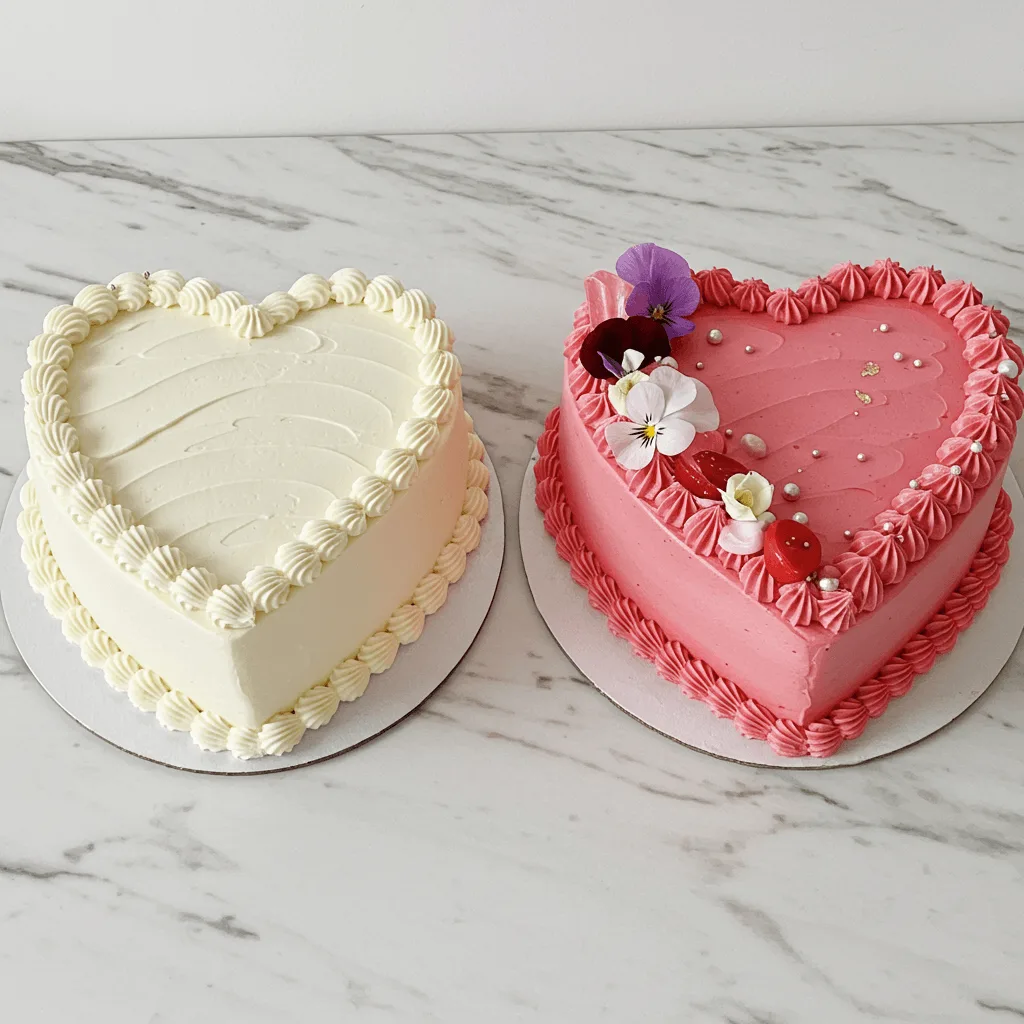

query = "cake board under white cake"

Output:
[[0, 452, 503, 775], [521, 449, 1023, 768]]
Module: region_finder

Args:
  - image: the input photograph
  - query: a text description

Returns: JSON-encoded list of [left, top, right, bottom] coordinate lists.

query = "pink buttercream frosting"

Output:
[[654, 483, 699, 529], [953, 304, 1009, 340], [739, 555, 779, 603], [825, 261, 869, 301], [869, 258, 908, 299], [535, 408, 1009, 756], [766, 288, 809, 325], [797, 276, 840, 313], [850, 529, 908, 585], [681, 504, 729, 556], [776, 581, 819, 627], [695, 267, 736, 307], [904, 266, 945, 305], [541, 258, 1019, 757], [730, 278, 770, 313], [933, 280, 982, 318], [963, 332, 1023, 372]]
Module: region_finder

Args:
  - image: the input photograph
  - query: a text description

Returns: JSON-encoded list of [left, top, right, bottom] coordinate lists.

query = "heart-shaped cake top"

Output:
[[23, 269, 463, 631], [565, 250, 1020, 631]]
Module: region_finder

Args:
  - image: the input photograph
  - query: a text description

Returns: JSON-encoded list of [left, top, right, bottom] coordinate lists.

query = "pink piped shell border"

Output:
[[565, 261, 1022, 636], [535, 403, 1012, 758]]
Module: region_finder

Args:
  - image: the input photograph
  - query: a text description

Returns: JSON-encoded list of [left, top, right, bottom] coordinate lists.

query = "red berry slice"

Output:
[[691, 451, 748, 491], [763, 519, 822, 585]]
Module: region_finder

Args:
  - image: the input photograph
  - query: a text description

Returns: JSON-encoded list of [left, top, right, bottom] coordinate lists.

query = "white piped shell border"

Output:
[[19, 440, 489, 759], [23, 270, 460, 631]]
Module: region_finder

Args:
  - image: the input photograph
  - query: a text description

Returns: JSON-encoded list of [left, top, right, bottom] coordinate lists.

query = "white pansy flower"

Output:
[[604, 365, 719, 471], [608, 350, 678, 414], [719, 472, 775, 554]]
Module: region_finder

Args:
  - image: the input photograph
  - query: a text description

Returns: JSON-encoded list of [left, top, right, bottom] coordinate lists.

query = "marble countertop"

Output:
[[1, 126, 1022, 1022]]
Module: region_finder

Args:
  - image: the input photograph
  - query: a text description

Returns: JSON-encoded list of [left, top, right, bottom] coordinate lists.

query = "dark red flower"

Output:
[[579, 315, 671, 380]]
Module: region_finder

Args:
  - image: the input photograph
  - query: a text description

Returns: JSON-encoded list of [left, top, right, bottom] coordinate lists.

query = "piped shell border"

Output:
[[535, 404, 1011, 758], [22, 269, 462, 631], [18, 428, 489, 760]]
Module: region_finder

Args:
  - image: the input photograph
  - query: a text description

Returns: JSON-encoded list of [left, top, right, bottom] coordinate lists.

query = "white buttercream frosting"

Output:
[[109, 273, 149, 312], [392, 288, 435, 328], [21, 261, 486, 758], [330, 268, 368, 305], [28, 333, 74, 368], [170, 565, 217, 611], [23, 363, 68, 399], [208, 290, 247, 326], [207, 583, 256, 629], [231, 303, 273, 339], [259, 291, 300, 325], [148, 270, 186, 308], [74, 285, 119, 325], [298, 519, 348, 561], [178, 278, 220, 316], [289, 273, 331, 311], [243, 565, 292, 613], [376, 448, 419, 490], [413, 318, 453, 353], [43, 304, 91, 344], [364, 275, 403, 312]]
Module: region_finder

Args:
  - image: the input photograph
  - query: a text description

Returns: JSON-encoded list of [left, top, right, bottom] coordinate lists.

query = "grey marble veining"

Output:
[[1, 125, 1023, 1023]]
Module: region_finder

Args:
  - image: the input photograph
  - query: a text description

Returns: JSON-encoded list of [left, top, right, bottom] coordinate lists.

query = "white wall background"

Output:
[[3, 0, 1024, 141]]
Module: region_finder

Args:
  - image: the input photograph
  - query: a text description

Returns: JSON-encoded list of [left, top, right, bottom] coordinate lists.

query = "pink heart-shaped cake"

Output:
[[536, 251, 1019, 758]]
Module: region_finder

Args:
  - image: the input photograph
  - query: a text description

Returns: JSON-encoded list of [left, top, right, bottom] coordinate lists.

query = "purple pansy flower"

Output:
[[616, 243, 701, 338]]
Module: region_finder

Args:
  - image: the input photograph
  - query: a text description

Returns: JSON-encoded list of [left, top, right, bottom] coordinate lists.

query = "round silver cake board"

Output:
[[0, 452, 503, 775], [521, 448, 1023, 769]]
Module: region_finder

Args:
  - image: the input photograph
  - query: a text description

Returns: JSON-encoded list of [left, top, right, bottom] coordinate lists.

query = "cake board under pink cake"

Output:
[[521, 448, 1023, 768]]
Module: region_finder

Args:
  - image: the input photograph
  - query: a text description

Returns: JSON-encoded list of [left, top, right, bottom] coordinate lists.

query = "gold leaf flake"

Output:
[[855, 390, 872, 405], [861, 361, 880, 377]]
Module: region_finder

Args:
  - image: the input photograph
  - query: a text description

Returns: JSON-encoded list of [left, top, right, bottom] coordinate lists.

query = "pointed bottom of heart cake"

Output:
[[0, 457, 504, 774], [522, 431, 1022, 767]]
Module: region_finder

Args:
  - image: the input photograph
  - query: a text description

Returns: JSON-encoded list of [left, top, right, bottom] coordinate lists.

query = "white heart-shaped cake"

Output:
[[19, 269, 488, 758]]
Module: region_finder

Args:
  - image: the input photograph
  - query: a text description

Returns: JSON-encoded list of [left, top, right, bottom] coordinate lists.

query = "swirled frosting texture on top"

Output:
[[67, 304, 424, 581]]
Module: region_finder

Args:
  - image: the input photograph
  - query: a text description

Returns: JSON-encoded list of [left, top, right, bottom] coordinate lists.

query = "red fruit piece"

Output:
[[691, 451, 748, 491], [674, 456, 719, 499], [763, 520, 822, 585]]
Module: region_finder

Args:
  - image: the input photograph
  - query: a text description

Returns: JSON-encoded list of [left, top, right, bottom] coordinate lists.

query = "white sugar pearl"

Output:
[[970, 441, 983, 453], [811, 449, 822, 458], [744, 345, 755, 354], [783, 483, 800, 501], [882, 522, 893, 533], [740, 433, 767, 459], [695, 361, 704, 370], [997, 359, 1020, 379], [909, 479, 920, 489], [913, 358, 924, 368], [793, 512, 809, 525], [879, 323, 890, 333], [893, 351, 904, 362], [707, 329, 723, 344], [950, 465, 962, 476], [843, 529, 853, 539], [818, 576, 839, 592], [724, 428, 733, 437], [856, 452, 867, 462]]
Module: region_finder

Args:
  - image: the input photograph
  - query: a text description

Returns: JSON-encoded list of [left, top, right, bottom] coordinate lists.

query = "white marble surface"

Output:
[[0, 126, 1022, 1022]]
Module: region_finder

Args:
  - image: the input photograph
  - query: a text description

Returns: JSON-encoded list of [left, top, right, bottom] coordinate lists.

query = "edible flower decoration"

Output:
[[608, 348, 679, 414], [605, 365, 719, 470], [580, 314, 672, 380], [718, 471, 775, 555], [616, 243, 701, 339]]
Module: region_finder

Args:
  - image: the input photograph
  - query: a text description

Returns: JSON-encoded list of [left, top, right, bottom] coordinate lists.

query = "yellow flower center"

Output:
[[643, 423, 658, 440], [650, 305, 667, 322], [734, 487, 755, 509]]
